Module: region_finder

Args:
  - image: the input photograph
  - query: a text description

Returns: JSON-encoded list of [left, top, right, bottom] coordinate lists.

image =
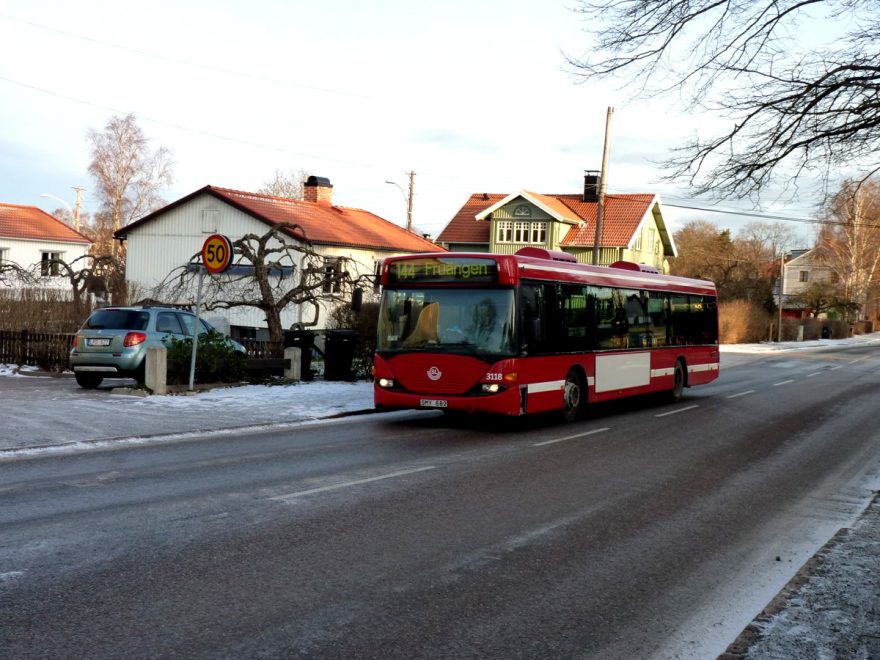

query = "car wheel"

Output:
[[75, 372, 103, 389], [561, 369, 585, 423]]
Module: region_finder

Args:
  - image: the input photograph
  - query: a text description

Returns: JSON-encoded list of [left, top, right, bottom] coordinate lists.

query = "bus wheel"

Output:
[[670, 360, 685, 402], [561, 369, 585, 423]]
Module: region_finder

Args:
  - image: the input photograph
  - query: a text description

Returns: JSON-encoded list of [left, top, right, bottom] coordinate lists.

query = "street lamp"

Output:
[[385, 180, 413, 232], [40, 191, 82, 231]]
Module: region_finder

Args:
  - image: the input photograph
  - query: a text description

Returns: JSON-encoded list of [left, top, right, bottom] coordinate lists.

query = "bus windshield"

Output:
[[377, 288, 516, 355]]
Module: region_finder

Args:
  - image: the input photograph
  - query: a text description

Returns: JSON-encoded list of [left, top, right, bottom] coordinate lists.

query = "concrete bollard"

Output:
[[145, 346, 167, 395], [284, 346, 302, 381]]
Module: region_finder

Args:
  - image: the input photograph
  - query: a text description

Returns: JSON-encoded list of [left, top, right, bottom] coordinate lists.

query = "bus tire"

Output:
[[670, 359, 685, 402], [561, 369, 585, 423]]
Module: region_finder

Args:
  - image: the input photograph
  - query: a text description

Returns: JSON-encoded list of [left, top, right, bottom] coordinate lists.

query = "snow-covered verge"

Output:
[[721, 493, 880, 659]]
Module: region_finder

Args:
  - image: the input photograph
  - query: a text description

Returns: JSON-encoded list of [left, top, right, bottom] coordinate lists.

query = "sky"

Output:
[[0, 1, 826, 245]]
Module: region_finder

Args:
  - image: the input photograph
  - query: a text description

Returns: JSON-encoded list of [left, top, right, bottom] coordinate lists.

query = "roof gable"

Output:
[[438, 190, 670, 252], [118, 186, 444, 253], [0, 203, 92, 244]]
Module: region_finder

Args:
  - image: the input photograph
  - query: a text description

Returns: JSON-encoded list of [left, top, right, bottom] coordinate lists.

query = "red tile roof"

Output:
[[437, 193, 506, 244], [0, 203, 91, 244], [119, 186, 444, 253], [437, 191, 657, 248]]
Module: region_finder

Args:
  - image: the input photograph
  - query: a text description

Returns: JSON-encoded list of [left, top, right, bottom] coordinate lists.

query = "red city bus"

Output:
[[373, 247, 719, 422]]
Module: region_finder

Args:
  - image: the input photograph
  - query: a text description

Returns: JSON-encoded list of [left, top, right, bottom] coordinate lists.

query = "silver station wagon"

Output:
[[69, 305, 245, 388]]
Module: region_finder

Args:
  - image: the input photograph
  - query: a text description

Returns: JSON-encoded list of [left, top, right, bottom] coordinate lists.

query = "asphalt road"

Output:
[[2, 344, 879, 658]]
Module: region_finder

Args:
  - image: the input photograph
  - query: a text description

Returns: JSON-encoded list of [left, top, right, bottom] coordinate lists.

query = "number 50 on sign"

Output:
[[201, 234, 233, 274]]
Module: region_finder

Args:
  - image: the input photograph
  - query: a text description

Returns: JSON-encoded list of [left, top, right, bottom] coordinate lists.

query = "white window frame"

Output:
[[496, 221, 513, 243], [41, 251, 63, 277]]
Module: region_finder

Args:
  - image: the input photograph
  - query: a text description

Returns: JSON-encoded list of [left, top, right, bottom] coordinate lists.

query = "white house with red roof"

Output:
[[437, 173, 676, 273], [115, 176, 443, 338], [0, 203, 92, 284]]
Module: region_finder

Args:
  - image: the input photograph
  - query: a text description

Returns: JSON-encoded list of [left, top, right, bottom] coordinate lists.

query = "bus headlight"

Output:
[[481, 383, 501, 394], [377, 378, 395, 388]]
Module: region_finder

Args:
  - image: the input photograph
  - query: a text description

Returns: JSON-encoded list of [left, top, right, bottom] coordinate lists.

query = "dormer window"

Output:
[[496, 220, 547, 244]]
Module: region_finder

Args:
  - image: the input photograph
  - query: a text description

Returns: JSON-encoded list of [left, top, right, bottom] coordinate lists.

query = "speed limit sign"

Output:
[[201, 234, 233, 274]]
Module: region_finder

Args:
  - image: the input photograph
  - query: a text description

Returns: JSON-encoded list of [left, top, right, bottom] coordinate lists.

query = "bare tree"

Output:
[[567, 1, 880, 200], [87, 114, 174, 243], [157, 224, 363, 343], [0, 260, 34, 288], [819, 178, 880, 319], [258, 169, 309, 200], [789, 279, 848, 318], [35, 254, 120, 309]]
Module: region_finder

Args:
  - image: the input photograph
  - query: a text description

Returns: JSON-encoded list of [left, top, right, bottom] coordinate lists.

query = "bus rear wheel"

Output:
[[561, 369, 585, 423], [670, 360, 685, 402]]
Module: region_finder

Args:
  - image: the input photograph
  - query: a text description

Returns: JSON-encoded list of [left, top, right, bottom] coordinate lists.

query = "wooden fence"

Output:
[[0, 330, 73, 372]]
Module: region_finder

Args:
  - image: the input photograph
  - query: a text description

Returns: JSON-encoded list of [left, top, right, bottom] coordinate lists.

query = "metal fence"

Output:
[[0, 330, 73, 371]]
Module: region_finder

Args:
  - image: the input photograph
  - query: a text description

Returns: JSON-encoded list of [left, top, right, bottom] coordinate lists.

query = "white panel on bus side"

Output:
[[594, 352, 651, 393]]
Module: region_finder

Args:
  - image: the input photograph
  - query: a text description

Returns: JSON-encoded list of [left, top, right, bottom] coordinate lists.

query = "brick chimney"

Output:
[[303, 175, 333, 204], [583, 170, 600, 203]]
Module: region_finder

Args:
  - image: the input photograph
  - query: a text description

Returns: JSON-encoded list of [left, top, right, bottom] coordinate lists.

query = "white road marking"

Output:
[[773, 379, 794, 386], [726, 390, 755, 399], [271, 466, 437, 502], [656, 405, 699, 417], [806, 372, 821, 377], [532, 427, 610, 447]]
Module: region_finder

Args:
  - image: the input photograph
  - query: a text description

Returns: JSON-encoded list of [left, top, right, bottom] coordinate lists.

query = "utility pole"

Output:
[[405, 171, 415, 233], [72, 186, 85, 232], [593, 107, 614, 266], [778, 252, 785, 342]]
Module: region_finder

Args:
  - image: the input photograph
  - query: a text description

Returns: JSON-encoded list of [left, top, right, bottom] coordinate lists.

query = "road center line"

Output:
[[726, 390, 755, 399], [656, 405, 699, 418], [271, 466, 437, 502], [533, 427, 610, 447], [773, 379, 794, 387]]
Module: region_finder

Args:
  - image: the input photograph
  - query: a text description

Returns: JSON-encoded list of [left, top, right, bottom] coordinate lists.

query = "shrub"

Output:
[[719, 300, 772, 343], [165, 330, 245, 384]]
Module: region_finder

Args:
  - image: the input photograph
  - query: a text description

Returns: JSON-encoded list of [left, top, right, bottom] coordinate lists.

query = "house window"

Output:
[[634, 232, 641, 251], [322, 257, 344, 293], [0, 247, 8, 264], [41, 251, 63, 277], [514, 222, 531, 243], [496, 221, 513, 243], [799, 271, 809, 283], [530, 222, 547, 243]]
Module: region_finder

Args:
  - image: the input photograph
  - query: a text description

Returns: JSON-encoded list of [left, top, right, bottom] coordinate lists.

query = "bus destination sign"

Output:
[[388, 257, 498, 284]]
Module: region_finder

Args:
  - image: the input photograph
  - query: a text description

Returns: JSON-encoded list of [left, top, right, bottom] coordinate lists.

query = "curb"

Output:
[[0, 407, 379, 456]]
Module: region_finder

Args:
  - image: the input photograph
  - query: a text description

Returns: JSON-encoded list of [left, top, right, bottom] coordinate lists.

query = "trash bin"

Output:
[[821, 326, 830, 339], [283, 329, 315, 381], [323, 329, 359, 381]]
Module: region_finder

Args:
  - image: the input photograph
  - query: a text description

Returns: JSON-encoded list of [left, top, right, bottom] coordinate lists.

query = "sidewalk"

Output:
[[721, 492, 880, 659]]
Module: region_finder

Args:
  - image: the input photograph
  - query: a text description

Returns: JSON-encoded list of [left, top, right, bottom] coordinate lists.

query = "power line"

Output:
[[0, 74, 377, 170], [0, 13, 368, 100]]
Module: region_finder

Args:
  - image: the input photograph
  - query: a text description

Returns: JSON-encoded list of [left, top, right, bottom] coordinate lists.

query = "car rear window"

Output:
[[84, 310, 150, 331]]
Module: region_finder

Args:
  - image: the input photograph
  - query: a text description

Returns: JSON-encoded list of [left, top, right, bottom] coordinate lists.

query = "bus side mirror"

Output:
[[351, 287, 363, 312]]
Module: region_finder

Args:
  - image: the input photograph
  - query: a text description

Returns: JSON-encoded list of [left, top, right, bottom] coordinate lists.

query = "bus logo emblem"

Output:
[[427, 366, 442, 381]]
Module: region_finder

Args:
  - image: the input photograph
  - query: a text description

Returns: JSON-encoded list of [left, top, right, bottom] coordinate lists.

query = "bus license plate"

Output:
[[420, 399, 447, 408]]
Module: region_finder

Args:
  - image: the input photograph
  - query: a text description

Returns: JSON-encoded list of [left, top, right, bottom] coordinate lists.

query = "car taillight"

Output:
[[124, 332, 147, 347], [72, 336, 79, 350]]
